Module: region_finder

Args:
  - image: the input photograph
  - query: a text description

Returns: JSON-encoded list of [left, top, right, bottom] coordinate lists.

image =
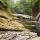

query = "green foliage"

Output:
[[13, 0, 38, 15], [0, 0, 14, 10], [6, 0, 14, 9], [0, 0, 6, 3], [0, 0, 39, 15]]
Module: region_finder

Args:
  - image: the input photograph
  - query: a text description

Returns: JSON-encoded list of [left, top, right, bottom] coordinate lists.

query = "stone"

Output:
[[0, 35, 2, 39], [0, 30, 39, 40], [32, 37, 40, 40]]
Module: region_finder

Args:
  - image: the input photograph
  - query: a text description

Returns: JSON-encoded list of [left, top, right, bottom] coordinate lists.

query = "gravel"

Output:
[[0, 31, 40, 40]]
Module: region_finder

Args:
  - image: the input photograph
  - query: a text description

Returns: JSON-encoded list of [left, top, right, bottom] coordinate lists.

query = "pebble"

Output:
[[0, 31, 40, 40]]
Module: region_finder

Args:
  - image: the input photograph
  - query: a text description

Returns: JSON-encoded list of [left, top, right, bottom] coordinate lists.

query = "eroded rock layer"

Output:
[[0, 10, 25, 30]]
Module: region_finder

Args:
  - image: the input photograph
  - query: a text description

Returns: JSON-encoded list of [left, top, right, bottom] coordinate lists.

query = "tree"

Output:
[[32, 0, 39, 17], [0, 0, 39, 16], [13, 0, 38, 15], [0, 0, 15, 10]]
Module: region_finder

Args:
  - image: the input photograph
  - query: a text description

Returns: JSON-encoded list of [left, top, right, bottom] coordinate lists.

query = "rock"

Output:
[[32, 37, 40, 40], [0, 10, 26, 30], [0, 10, 40, 40], [0, 35, 2, 39], [0, 31, 40, 40], [30, 32, 37, 38]]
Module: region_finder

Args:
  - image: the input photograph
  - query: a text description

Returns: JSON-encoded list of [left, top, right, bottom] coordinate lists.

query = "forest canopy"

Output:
[[0, 0, 39, 16]]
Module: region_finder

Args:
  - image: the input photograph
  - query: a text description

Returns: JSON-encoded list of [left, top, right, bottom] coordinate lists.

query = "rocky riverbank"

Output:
[[0, 30, 40, 40], [0, 10, 40, 40]]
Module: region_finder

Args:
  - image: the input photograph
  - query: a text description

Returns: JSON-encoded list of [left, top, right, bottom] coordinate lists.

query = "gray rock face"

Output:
[[36, 12, 40, 32], [0, 31, 40, 40]]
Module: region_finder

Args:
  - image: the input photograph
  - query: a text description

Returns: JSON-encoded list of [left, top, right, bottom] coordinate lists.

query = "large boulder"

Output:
[[0, 10, 25, 30]]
